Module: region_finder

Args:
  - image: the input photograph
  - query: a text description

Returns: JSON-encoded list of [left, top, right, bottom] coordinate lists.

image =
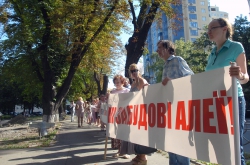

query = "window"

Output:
[[158, 32, 163, 40], [191, 38, 197, 42], [201, 8, 206, 13], [190, 22, 198, 28], [190, 30, 198, 36], [188, 6, 196, 12], [202, 16, 206, 21], [189, 14, 197, 20], [211, 8, 216, 11], [188, 0, 196, 3], [200, 1, 205, 5]]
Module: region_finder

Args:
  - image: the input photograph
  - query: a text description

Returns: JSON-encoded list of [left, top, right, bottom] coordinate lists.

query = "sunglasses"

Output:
[[130, 69, 138, 73]]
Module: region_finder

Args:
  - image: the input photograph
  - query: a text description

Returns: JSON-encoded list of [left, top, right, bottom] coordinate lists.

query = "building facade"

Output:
[[209, 6, 229, 20], [143, 0, 228, 84]]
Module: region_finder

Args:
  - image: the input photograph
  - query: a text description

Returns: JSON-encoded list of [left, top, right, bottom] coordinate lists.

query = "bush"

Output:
[[1, 115, 12, 120]]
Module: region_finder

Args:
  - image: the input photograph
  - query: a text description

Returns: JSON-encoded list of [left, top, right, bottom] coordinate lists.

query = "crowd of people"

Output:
[[68, 18, 249, 165], [69, 96, 105, 129]]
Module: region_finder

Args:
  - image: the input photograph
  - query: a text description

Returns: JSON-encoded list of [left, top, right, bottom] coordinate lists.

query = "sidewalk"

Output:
[[0, 118, 249, 165], [0, 119, 170, 165]]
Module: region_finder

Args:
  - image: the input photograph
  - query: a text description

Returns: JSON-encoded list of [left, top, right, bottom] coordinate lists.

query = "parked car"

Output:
[[65, 110, 71, 115], [32, 112, 43, 116], [9, 112, 18, 116]]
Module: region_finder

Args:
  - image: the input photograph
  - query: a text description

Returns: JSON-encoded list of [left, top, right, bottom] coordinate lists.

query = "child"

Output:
[[85, 101, 92, 124]]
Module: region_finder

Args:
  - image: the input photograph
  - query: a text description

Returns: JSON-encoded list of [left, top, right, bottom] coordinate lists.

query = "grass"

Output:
[[0, 124, 59, 149], [245, 153, 250, 165], [27, 116, 43, 121], [1, 115, 12, 120], [40, 129, 58, 147]]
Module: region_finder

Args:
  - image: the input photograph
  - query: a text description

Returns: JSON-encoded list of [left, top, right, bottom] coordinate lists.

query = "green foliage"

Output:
[[148, 52, 164, 83], [232, 16, 250, 101], [0, 0, 129, 112], [186, 32, 213, 73]]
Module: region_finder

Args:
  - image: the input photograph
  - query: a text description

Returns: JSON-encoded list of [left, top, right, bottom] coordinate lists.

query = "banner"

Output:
[[107, 66, 235, 165]]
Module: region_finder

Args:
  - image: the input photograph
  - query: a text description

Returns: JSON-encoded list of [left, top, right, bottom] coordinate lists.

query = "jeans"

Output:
[[71, 110, 75, 122], [168, 152, 190, 165], [238, 96, 246, 165]]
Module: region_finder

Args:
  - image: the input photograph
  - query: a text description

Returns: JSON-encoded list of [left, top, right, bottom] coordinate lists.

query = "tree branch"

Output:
[[137, 3, 148, 29], [80, 0, 119, 58], [128, 1, 137, 30]]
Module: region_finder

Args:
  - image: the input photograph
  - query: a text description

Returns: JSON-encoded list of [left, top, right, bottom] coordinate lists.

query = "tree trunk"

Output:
[[124, 2, 159, 78], [37, 1, 117, 122], [102, 74, 108, 95]]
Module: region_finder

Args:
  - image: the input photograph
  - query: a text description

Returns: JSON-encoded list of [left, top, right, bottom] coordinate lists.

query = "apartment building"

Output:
[[209, 6, 229, 20], [183, 0, 210, 42], [143, 0, 228, 84]]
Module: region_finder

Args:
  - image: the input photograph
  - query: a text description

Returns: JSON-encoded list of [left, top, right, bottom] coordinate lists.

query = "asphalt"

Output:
[[0, 118, 170, 165], [0, 118, 249, 165]]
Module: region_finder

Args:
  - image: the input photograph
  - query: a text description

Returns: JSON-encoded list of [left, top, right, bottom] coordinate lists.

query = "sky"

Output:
[[210, 0, 250, 22]]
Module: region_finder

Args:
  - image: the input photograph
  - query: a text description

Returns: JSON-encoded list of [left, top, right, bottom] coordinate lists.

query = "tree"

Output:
[[148, 31, 213, 81], [124, 0, 180, 77], [233, 16, 250, 107], [186, 31, 213, 73], [0, 0, 129, 121], [147, 52, 164, 83]]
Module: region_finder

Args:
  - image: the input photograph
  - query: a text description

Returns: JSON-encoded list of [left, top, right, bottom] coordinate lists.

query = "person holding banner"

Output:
[[128, 63, 157, 165], [157, 40, 194, 165], [110, 75, 131, 159], [123, 77, 131, 89], [206, 18, 249, 165]]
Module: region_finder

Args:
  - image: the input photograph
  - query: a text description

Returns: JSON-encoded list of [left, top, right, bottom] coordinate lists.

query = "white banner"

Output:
[[107, 66, 236, 165]]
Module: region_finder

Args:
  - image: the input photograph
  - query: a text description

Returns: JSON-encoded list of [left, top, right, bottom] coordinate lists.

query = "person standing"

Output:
[[75, 97, 85, 128], [85, 101, 92, 125], [110, 75, 131, 159], [90, 99, 97, 125], [206, 18, 249, 165], [69, 101, 76, 122], [128, 63, 156, 165], [123, 77, 131, 89], [95, 98, 101, 127], [96, 94, 107, 131], [157, 40, 194, 165]]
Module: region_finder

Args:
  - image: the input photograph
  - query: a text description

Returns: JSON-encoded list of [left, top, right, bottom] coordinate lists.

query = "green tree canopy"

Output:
[[0, 0, 129, 120]]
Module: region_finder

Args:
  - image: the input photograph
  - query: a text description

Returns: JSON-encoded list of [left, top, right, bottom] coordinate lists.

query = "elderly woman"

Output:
[[110, 75, 130, 159], [75, 97, 85, 128]]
